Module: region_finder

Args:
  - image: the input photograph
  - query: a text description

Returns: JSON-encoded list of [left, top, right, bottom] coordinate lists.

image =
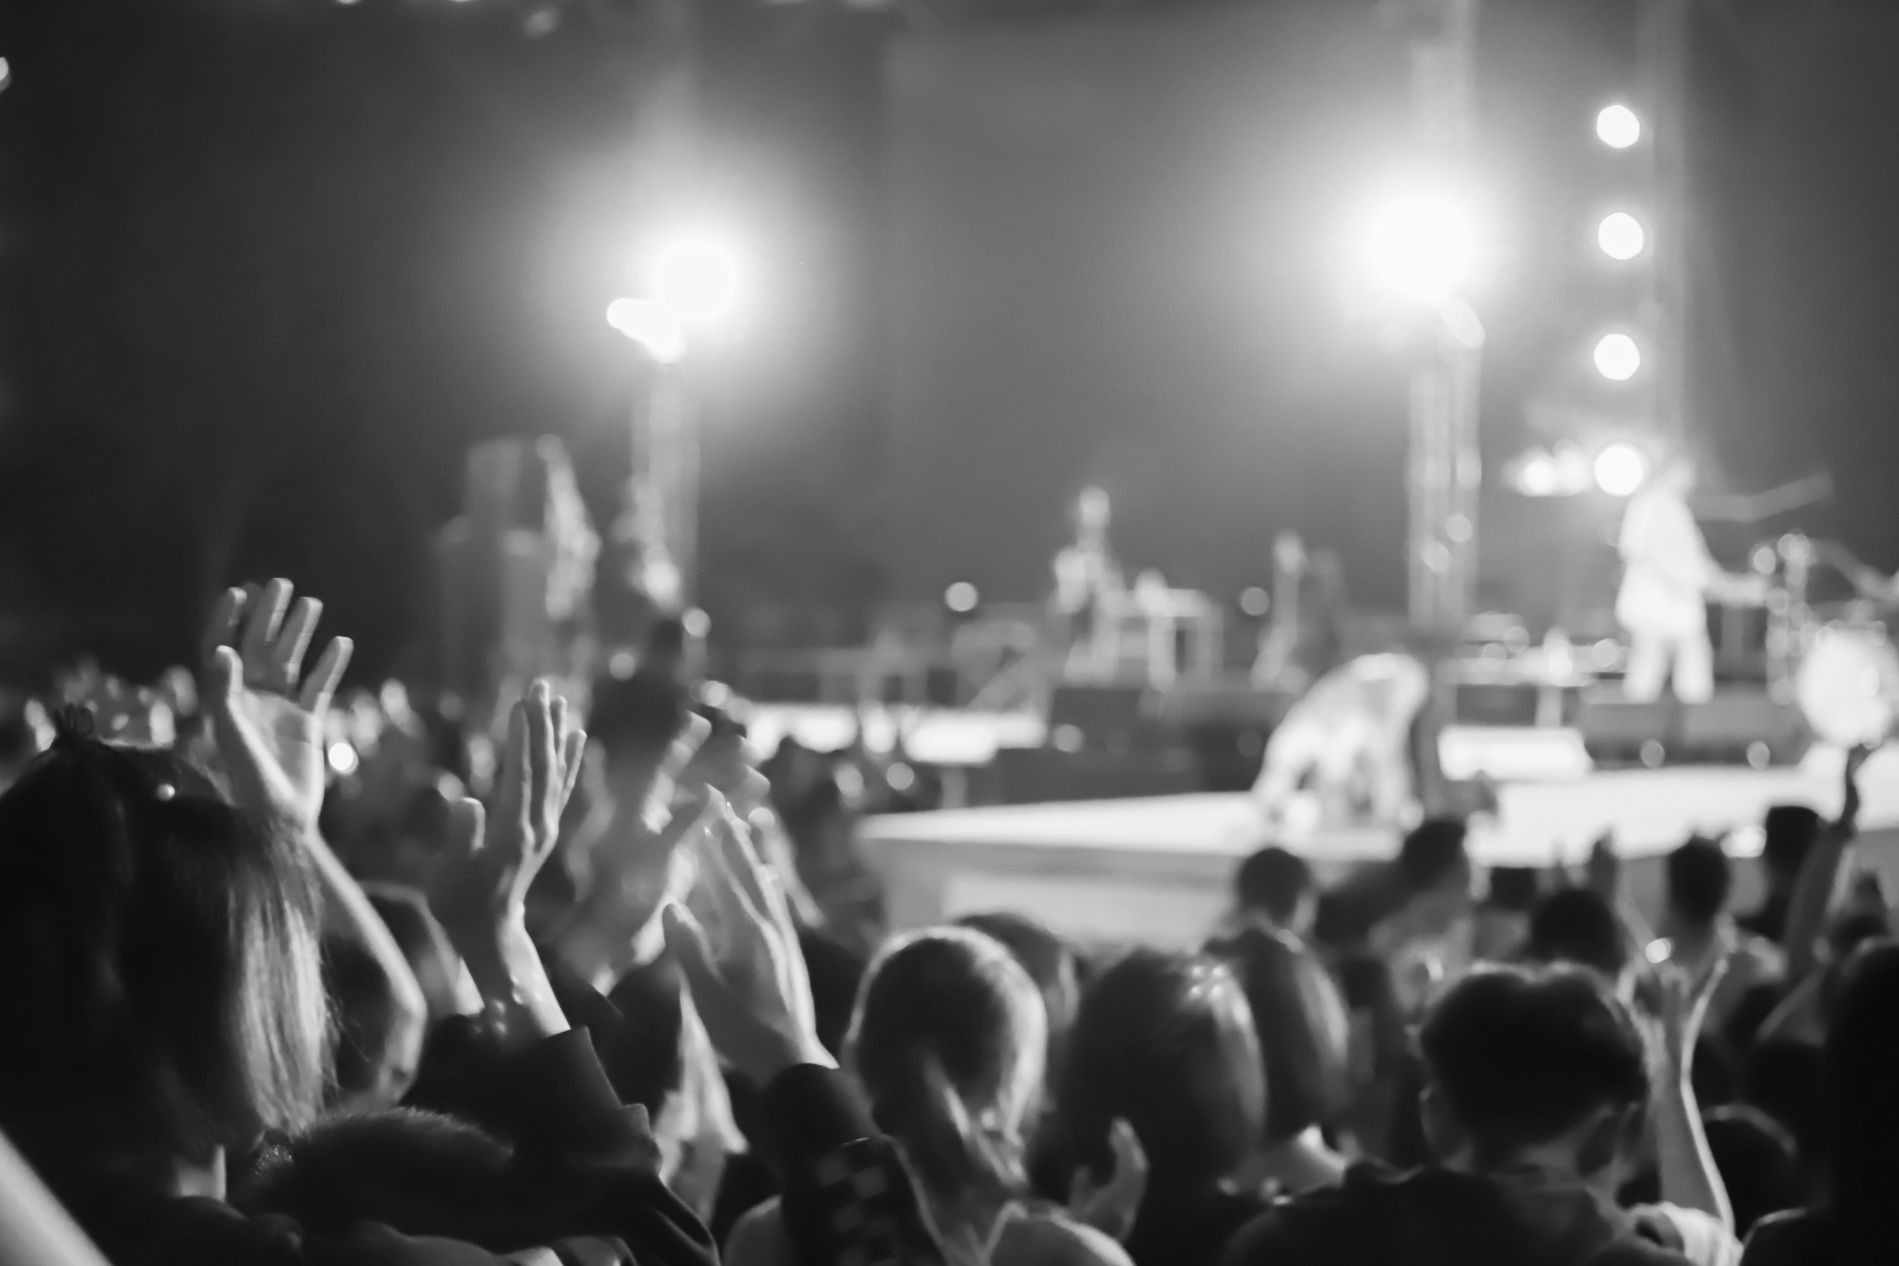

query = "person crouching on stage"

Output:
[[1615, 454, 1760, 703]]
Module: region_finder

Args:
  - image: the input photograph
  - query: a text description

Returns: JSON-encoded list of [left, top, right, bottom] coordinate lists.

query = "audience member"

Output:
[[1224, 963, 1736, 1266], [1656, 838, 1784, 1030], [1230, 846, 1317, 937], [724, 927, 1129, 1266], [1060, 949, 1268, 1266], [1738, 808, 1820, 945], [1742, 941, 1899, 1266], [1373, 818, 1478, 1014], [1205, 925, 1351, 1194], [1700, 1107, 1803, 1237]]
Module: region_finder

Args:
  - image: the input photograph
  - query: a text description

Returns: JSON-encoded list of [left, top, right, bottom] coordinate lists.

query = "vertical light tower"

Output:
[[1639, 0, 1691, 448], [1401, 0, 1483, 637]]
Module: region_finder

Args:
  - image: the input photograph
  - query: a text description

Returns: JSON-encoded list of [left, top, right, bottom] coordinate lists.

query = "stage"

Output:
[[860, 746, 1899, 948]]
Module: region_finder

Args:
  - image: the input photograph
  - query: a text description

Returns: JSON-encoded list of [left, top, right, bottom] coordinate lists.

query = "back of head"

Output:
[[1419, 964, 1650, 1170], [1822, 940, 1899, 1242], [1760, 805, 1821, 887], [1526, 887, 1629, 981], [954, 912, 1080, 1080], [0, 730, 328, 1192], [1397, 818, 1470, 900], [1233, 846, 1314, 930], [1060, 948, 1263, 1191], [1700, 1106, 1804, 1235], [848, 929, 1045, 1214], [1204, 925, 1350, 1144], [1666, 837, 1732, 927]]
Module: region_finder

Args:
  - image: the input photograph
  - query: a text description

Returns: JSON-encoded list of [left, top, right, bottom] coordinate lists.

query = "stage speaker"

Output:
[[1452, 681, 1540, 727], [1183, 721, 1271, 792], [1679, 693, 1812, 767], [992, 747, 1199, 804], [1578, 696, 1678, 767], [1046, 684, 1166, 755]]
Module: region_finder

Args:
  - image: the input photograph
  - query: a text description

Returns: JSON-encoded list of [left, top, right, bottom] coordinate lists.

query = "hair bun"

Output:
[[50, 703, 98, 747]]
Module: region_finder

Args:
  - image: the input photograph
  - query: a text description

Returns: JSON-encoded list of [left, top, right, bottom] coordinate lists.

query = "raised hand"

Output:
[[1656, 956, 1727, 1073], [1069, 1118, 1148, 1244], [1841, 742, 1876, 832], [428, 682, 585, 1044], [203, 580, 351, 831], [662, 794, 832, 1086]]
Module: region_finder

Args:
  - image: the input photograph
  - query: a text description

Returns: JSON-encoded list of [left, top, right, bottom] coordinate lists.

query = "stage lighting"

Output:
[[1597, 211, 1646, 261], [1593, 332, 1642, 381], [606, 297, 687, 364], [944, 582, 979, 614], [652, 235, 743, 324], [1593, 442, 1648, 497], [1366, 192, 1477, 301], [1596, 103, 1641, 150], [1515, 451, 1560, 497]]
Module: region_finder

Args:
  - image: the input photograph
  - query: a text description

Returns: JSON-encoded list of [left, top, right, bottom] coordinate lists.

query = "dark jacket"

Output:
[[1221, 1163, 1694, 1266], [71, 1026, 945, 1266], [1123, 1180, 1270, 1266], [1743, 1208, 1884, 1266]]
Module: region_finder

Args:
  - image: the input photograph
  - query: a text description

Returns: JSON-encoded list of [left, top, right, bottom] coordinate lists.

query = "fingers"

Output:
[[502, 697, 533, 842], [202, 587, 246, 671], [297, 638, 353, 714], [528, 681, 555, 837], [559, 727, 588, 811], [708, 796, 783, 928], [662, 903, 719, 994], [241, 579, 293, 676], [271, 597, 323, 690]]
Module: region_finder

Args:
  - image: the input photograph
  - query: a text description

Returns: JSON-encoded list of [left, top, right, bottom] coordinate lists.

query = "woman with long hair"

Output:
[[725, 927, 1129, 1266], [1204, 925, 1352, 1194]]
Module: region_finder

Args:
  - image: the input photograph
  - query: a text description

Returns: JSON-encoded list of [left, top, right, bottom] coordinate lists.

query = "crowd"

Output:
[[0, 576, 1894, 1266]]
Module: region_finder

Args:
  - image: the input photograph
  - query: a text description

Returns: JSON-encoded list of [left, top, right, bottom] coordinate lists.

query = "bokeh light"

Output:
[[1593, 332, 1642, 381], [1597, 211, 1646, 261], [1596, 103, 1642, 150], [1593, 442, 1649, 497]]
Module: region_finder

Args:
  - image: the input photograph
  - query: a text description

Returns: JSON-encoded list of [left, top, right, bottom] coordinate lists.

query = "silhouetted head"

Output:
[[0, 718, 328, 1195], [1419, 964, 1650, 1187], [1060, 948, 1263, 1194]]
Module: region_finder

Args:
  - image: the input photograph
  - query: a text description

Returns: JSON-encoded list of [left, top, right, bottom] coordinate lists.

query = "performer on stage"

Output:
[[1614, 455, 1758, 703], [1051, 486, 1123, 681]]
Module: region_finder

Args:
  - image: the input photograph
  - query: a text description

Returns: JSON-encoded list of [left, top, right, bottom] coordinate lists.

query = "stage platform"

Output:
[[861, 747, 1899, 949]]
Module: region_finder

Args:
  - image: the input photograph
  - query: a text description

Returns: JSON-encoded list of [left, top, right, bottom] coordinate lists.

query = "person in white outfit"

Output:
[[1615, 457, 1733, 704]]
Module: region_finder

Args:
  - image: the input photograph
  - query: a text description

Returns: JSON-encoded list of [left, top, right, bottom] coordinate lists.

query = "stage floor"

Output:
[[861, 747, 1899, 948]]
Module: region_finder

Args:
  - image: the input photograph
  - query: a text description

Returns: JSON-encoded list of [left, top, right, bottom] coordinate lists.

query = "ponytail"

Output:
[[868, 1049, 1024, 1250]]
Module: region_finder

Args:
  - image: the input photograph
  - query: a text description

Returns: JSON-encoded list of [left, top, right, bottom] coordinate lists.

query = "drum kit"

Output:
[[1770, 534, 1899, 748]]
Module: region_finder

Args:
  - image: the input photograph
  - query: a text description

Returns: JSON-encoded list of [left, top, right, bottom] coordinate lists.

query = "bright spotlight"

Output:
[[1515, 451, 1560, 497], [606, 297, 687, 364], [944, 582, 979, 614], [1594, 443, 1649, 497], [1593, 332, 1642, 381], [652, 236, 742, 324], [1367, 193, 1477, 301], [1596, 103, 1642, 150], [1597, 211, 1646, 261]]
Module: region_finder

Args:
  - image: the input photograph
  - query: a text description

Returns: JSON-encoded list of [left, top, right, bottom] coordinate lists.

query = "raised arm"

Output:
[[203, 580, 428, 1095], [1652, 963, 1735, 1237], [1781, 744, 1872, 984]]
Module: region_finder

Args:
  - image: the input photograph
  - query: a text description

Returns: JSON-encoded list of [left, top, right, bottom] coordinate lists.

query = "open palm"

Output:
[[203, 580, 351, 831]]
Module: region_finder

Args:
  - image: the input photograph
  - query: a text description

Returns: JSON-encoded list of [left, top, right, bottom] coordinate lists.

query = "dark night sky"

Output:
[[3, 0, 1899, 678]]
